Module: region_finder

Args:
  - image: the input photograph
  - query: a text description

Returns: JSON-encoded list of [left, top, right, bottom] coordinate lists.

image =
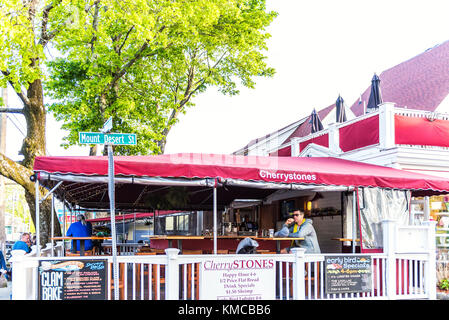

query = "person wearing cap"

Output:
[[275, 209, 320, 254], [66, 214, 93, 252]]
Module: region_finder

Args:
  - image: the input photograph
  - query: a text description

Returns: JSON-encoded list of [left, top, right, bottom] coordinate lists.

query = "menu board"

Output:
[[200, 257, 275, 300], [324, 255, 372, 294], [38, 259, 107, 300]]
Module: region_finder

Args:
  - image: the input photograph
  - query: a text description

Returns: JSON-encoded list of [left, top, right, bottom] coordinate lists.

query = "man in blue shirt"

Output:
[[66, 214, 93, 253], [12, 233, 31, 253]]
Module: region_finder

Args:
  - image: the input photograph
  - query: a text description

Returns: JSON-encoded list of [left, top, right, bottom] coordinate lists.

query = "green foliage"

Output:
[[5, 183, 34, 233], [44, 0, 277, 155], [0, 0, 76, 91], [439, 278, 449, 291]]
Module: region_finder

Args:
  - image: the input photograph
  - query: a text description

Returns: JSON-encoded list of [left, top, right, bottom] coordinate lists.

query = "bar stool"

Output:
[[65, 250, 94, 256], [135, 251, 162, 299]]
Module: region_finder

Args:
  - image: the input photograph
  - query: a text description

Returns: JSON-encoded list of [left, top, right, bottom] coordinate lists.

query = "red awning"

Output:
[[34, 153, 449, 192]]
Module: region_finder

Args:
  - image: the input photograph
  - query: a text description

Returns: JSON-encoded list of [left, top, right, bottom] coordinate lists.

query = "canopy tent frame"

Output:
[[32, 154, 449, 279]]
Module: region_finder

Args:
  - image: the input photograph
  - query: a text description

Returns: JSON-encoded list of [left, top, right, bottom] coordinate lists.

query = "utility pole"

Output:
[[0, 87, 8, 249]]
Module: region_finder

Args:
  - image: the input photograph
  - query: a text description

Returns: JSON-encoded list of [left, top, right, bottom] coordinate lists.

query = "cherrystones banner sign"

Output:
[[325, 255, 372, 294], [200, 257, 276, 300]]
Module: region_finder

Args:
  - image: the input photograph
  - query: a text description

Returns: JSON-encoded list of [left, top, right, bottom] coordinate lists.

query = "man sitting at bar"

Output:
[[275, 209, 321, 254], [66, 214, 93, 253], [12, 232, 31, 253]]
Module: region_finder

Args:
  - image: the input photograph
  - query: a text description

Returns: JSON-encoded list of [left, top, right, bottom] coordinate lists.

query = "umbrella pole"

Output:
[[51, 195, 54, 256], [352, 190, 357, 253], [213, 180, 217, 255], [62, 196, 66, 256]]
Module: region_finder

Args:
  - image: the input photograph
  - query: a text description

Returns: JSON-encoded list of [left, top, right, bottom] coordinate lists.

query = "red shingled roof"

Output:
[[351, 40, 449, 116], [280, 103, 336, 144], [239, 40, 449, 154]]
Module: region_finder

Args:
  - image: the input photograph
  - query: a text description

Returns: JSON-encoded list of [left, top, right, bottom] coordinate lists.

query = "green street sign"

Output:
[[79, 132, 137, 145]]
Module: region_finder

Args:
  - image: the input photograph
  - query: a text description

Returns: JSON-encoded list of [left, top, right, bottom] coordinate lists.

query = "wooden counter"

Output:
[[51, 236, 112, 256], [146, 235, 304, 253]]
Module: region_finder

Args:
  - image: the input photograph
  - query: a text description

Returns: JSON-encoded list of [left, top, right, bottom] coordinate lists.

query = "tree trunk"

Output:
[[1, 78, 62, 245], [24, 79, 61, 244]]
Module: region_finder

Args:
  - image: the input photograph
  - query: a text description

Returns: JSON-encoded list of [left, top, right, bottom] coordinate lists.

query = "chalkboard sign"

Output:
[[38, 259, 107, 300], [324, 255, 372, 294]]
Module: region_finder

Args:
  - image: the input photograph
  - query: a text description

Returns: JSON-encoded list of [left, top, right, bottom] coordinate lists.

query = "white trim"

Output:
[[37, 172, 215, 187], [233, 118, 308, 155]]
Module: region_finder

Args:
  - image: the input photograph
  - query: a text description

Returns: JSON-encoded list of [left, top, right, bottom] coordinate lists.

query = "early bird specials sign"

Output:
[[324, 255, 372, 294]]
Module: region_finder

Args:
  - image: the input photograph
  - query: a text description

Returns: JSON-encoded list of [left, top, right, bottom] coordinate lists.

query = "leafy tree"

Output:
[[0, 0, 276, 243], [0, 0, 76, 242], [46, 0, 277, 155]]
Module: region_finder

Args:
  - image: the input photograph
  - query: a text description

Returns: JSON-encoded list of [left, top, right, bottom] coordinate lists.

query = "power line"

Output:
[[5, 114, 52, 156], [6, 114, 25, 138]]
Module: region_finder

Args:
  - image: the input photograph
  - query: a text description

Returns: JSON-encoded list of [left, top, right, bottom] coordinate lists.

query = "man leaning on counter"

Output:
[[275, 209, 321, 254]]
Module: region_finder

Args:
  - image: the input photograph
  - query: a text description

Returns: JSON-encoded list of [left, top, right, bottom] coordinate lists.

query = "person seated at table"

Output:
[[12, 232, 31, 253], [236, 237, 259, 254], [66, 214, 93, 252], [0, 249, 10, 281], [275, 209, 320, 254]]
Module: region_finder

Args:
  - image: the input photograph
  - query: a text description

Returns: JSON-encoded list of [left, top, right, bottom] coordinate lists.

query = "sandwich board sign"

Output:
[[324, 255, 372, 294]]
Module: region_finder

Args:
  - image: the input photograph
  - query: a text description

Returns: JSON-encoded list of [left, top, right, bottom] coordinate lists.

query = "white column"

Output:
[[290, 138, 300, 157], [379, 102, 396, 149], [424, 196, 430, 222], [382, 219, 397, 299], [423, 220, 437, 300], [328, 124, 342, 154], [165, 248, 180, 300], [291, 248, 306, 300]]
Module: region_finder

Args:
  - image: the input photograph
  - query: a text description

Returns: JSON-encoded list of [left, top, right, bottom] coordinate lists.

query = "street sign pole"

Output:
[[107, 143, 119, 300], [78, 122, 137, 300]]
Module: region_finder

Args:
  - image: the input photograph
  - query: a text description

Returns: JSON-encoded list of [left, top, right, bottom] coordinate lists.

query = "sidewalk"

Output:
[[0, 282, 11, 300]]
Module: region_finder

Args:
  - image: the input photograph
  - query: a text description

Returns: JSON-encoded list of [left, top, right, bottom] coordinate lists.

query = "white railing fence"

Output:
[[10, 220, 437, 300]]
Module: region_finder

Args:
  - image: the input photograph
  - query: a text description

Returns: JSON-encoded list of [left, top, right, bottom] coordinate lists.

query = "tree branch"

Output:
[[0, 70, 30, 106], [39, 3, 56, 46], [106, 41, 149, 93], [0, 108, 24, 114], [103, 26, 169, 98], [162, 50, 228, 138], [0, 151, 34, 194], [117, 26, 135, 56]]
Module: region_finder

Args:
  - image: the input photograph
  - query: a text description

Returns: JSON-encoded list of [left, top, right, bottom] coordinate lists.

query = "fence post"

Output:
[[423, 220, 437, 300], [165, 248, 180, 300], [382, 219, 397, 299], [291, 248, 306, 300], [10, 255, 39, 300]]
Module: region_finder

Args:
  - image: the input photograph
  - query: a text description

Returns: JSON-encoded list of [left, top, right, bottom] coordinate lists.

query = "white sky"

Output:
[[3, 0, 449, 160]]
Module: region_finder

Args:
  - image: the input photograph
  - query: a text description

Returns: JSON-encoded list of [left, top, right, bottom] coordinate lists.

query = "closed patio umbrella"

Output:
[[366, 73, 383, 111], [336, 95, 347, 123], [310, 108, 324, 133]]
